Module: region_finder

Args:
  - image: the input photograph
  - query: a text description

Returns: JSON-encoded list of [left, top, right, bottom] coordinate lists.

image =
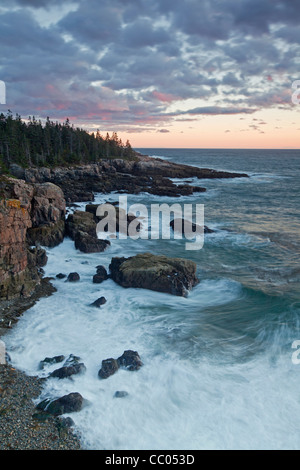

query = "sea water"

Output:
[[4, 149, 300, 450]]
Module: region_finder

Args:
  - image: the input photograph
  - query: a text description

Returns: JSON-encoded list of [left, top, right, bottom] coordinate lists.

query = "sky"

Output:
[[0, 0, 300, 149]]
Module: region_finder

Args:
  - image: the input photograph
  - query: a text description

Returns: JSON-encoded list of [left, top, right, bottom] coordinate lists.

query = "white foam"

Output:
[[4, 194, 300, 450]]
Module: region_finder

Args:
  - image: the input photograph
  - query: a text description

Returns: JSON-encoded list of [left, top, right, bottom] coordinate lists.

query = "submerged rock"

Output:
[[90, 297, 107, 308], [63, 354, 82, 366], [66, 272, 80, 282], [114, 391, 129, 398], [56, 273, 67, 279], [38, 355, 65, 370], [170, 218, 214, 235], [49, 355, 86, 379], [50, 362, 86, 379], [109, 252, 198, 297]]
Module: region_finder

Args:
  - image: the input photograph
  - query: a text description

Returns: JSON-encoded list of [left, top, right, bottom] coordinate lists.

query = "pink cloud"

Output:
[[151, 91, 178, 103]]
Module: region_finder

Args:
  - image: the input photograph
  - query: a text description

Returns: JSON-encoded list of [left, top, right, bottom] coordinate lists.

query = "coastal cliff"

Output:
[[0, 154, 247, 317], [0, 177, 65, 317]]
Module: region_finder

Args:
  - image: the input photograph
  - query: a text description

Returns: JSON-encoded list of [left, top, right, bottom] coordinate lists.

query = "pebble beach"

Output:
[[0, 363, 82, 450]]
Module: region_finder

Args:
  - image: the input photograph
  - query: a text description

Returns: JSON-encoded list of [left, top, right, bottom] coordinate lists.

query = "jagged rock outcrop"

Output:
[[109, 252, 198, 297], [0, 176, 66, 300], [26, 182, 66, 247], [9, 156, 248, 204], [65, 210, 111, 253], [65, 210, 96, 239]]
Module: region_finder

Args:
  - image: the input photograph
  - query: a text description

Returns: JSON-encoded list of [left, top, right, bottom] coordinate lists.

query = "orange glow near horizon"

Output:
[[111, 108, 300, 150]]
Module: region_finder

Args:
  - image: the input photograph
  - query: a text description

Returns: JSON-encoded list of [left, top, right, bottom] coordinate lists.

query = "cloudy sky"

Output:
[[1, 0, 299, 148]]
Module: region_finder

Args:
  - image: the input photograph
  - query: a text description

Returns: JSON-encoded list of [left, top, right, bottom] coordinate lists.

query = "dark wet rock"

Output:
[[170, 218, 215, 235], [117, 350, 143, 371], [66, 272, 80, 282], [74, 230, 110, 253], [93, 273, 105, 284], [50, 362, 86, 379], [28, 247, 48, 269], [85, 204, 99, 216], [58, 416, 75, 428], [8, 157, 248, 206], [65, 210, 97, 240], [56, 273, 67, 279], [64, 354, 81, 366], [127, 156, 249, 180], [90, 297, 107, 308], [38, 355, 65, 370], [26, 219, 65, 249], [98, 358, 119, 379], [96, 265, 108, 277], [94, 204, 139, 235], [93, 265, 109, 284], [36, 392, 84, 416], [114, 391, 129, 398], [109, 252, 198, 297]]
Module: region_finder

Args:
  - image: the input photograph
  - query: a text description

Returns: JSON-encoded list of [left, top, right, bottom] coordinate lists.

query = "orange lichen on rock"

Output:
[[6, 199, 22, 210]]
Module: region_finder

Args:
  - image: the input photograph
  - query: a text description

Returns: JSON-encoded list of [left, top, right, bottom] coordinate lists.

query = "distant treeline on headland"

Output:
[[0, 111, 137, 172]]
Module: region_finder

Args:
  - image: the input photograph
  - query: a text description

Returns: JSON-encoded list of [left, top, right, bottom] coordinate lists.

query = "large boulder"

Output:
[[30, 182, 66, 227], [26, 219, 65, 248], [117, 350, 143, 371], [65, 211, 96, 240], [50, 362, 86, 379], [98, 358, 119, 379], [66, 272, 80, 282], [36, 392, 84, 416], [109, 252, 198, 297], [98, 350, 143, 379], [74, 230, 110, 253], [91, 203, 139, 236], [65, 210, 110, 253]]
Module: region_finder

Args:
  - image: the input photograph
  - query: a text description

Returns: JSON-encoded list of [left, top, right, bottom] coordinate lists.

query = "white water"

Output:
[[4, 218, 300, 450], [4, 148, 300, 449]]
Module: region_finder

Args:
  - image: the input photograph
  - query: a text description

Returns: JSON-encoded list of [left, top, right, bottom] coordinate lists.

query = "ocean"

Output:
[[5, 148, 300, 450]]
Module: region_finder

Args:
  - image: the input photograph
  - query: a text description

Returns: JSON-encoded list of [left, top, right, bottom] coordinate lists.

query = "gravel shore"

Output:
[[0, 364, 82, 450], [0, 277, 83, 450]]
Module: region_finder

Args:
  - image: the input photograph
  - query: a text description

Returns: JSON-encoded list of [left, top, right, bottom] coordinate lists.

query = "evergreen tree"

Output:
[[0, 112, 137, 173]]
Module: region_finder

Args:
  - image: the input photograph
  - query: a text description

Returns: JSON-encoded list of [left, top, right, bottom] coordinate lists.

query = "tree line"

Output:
[[0, 111, 136, 172]]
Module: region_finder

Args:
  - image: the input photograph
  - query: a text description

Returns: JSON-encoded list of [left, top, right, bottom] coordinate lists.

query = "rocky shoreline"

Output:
[[0, 152, 248, 450], [0, 364, 81, 450]]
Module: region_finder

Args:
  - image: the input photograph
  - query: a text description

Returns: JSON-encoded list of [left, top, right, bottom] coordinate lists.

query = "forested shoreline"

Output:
[[0, 111, 136, 172]]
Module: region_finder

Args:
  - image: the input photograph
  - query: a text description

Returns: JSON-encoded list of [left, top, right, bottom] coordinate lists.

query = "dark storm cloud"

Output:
[[1, 0, 299, 130], [169, 106, 256, 116]]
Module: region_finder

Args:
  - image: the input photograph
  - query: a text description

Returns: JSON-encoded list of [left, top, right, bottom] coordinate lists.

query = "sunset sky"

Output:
[[0, 0, 299, 149]]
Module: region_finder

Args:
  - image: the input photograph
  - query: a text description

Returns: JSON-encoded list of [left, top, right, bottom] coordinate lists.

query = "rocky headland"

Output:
[[9, 153, 248, 203], [0, 153, 248, 318], [0, 153, 248, 449]]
